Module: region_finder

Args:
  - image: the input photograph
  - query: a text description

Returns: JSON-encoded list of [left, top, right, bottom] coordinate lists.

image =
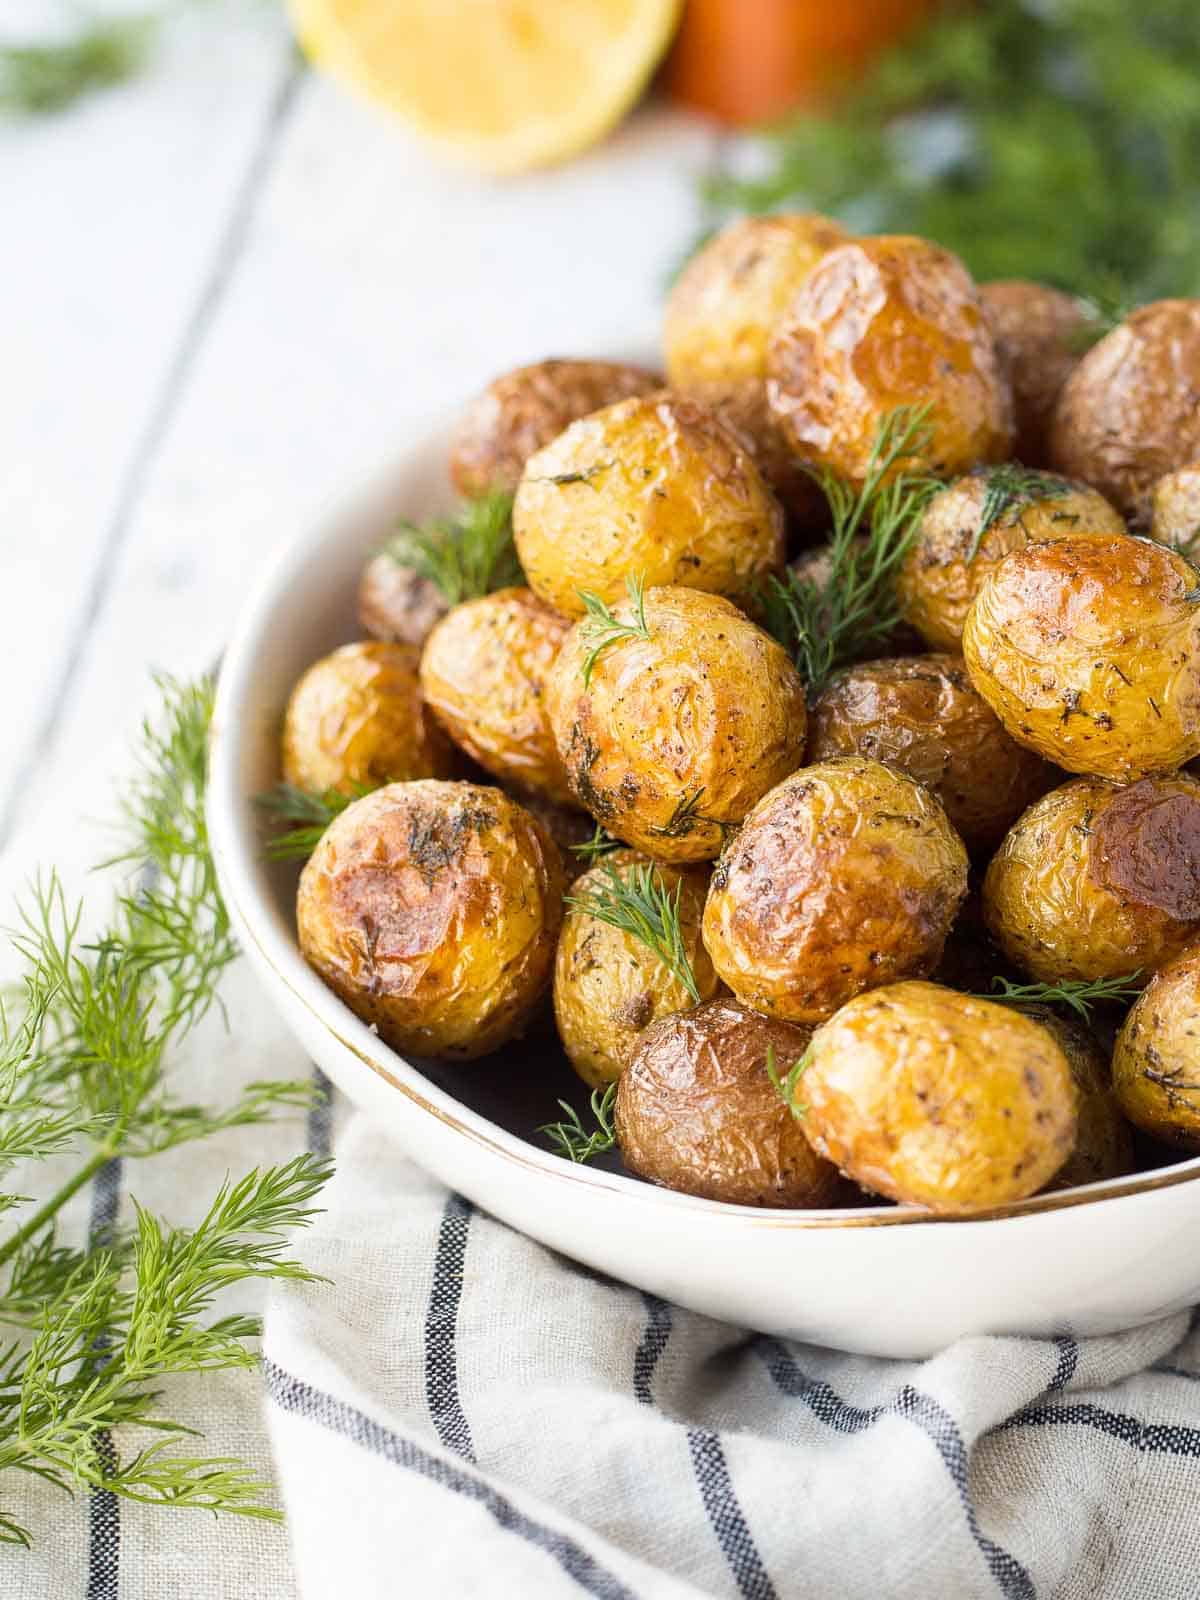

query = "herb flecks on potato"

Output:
[[547, 585, 807, 863], [702, 757, 969, 1024], [1113, 946, 1200, 1150]]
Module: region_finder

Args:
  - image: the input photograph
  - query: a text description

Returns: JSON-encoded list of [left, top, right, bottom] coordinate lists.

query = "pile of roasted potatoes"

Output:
[[266, 219, 1200, 1217]]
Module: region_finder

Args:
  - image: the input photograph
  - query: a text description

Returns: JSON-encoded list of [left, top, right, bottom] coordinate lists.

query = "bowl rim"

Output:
[[206, 421, 1200, 1233]]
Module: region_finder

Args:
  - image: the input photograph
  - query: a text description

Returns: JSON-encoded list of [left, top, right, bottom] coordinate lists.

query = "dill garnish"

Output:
[[648, 787, 717, 842], [0, 675, 331, 1547], [1, 13, 155, 113], [978, 973, 1143, 1023], [765, 1043, 812, 1123], [967, 465, 1073, 560], [255, 782, 372, 862], [384, 489, 520, 606], [577, 574, 652, 689], [539, 1083, 617, 1164], [566, 857, 700, 1003], [570, 824, 622, 865], [757, 406, 939, 693]]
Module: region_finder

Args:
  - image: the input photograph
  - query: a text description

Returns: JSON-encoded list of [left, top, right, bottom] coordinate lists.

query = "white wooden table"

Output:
[[1, 3, 716, 848]]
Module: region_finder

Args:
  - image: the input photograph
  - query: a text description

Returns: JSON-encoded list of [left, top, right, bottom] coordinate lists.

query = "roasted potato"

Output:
[[512, 791, 596, 882], [962, 533, 1200, 780], [297, 781, 564, 1060], [281, 641, 454, 796], [1112, 945, 1200, 1149], [1050, 300, 1200, 525], [554, 851, 721, 1089], [798, 981, 1077, 1213], [357, 552, 449, 649], [1016, 1007, 1133, 1189], [546, 586, 807, 863], [449, 358, 660, 498], [983, 774, 1200, 985], [1151, 466, 1200, 560], [896, 467, 1126, 652], [806, 654, 1053, 853], [702, 758, 969, 1023], [979, 280, 1098, 466], [766, 235, 1013, 487], [419, 586, 576, 807], [513, 393, 785, 617], [615, 998, 841, 1207], [663, 215, 849, 524]]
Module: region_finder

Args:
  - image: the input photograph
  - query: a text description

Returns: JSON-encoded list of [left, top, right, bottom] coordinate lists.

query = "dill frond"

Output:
[[765, 1043, 811, 1123], [981, 973, 1143, 1023], [566, 857, 699, 1002], [577, 574, 652, 688], [384, 490, 519, 605], [539, 1083, 617, 1164]]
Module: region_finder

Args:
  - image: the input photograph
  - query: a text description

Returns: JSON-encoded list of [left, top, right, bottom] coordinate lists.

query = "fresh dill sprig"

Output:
[[765, 1043, 812, 1123], [255, 782, 371, 862], [979, 973, 1143, 1023], [539, 1083, 617, 1164], [577, 574, 651, 689], [758, 406, 939, 692], [570, 824, 622, 865], [968, 465, 1074, 560], [566, 858, 700, 1003], [648, 786, 728, 844], [0, 674, 332, 1547], [384, 490, 520, 606], [1, 13, 156, 114]]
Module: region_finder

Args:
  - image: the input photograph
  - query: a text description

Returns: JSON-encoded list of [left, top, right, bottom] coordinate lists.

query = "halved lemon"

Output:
[[290, 0, 684, 174]]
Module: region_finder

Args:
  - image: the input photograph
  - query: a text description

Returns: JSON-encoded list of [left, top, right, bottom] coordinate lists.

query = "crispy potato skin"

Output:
[[419, 587, 576, 808], [766, 236, 1013, 487], [357, 553, 449, 649], [1113, 945, 1200, 1149], [702, 758, 969, 1023], [1151, 466, 1200, 560], [509, 791, 595, 883], [546, 586, 807, 863], [1017, 1007, 1133, 1189], [281, 641, 454, 796], [983, 774, 1200, 985], [449, 358, 660, 497], [800, 982, 1077, 1213], [806, 654, 1054, 853], [897, 470, 1126, 652], [554, 851, 721, 1089], [962, 534, 1200, 780], [1050, 300, 1200, 526], [615, 998, 840, 1207], [513, 394, 785, 617], [979, 281, 1095, 466], [663, 216, 848, 526], [297, 781, 564, 1061]]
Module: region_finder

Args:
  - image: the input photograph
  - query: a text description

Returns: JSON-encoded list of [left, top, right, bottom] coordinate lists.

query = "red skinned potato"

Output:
[[702, 757, 969, 1023], [615, 998, 841, 1207], [979, 280, 1098, 466], [766, 235, 1013, 488], [357, 553, 449, 649], [1050, 300, 1200, 525]]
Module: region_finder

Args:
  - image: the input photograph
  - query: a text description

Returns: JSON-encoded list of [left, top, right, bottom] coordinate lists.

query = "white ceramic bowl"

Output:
[[207, 411, 1200, 1359]]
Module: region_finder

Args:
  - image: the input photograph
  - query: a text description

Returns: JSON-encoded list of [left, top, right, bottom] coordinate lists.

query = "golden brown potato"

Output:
[[702, 758, 968, 1023], [962, 533, 1200, 780], [798, 981, 1077, 1213], [615, 997, 841, 1207], [663, 215, 849, 525], [513, 393, 785, 617], [983, 774, 1200, 985], [281, 641, 454, 797], [297, 781, 564, 1060], [357, 552, 449, 649], [554, 851, 721, 1089], [419, 587, 576, 808], [1015, 1008, 1133, 1189], [449, 358, 660, 497], [1112, 945, 1200, 1149], [1151, 466, 1200, 560], [806, 654, 1053, 853], [546, 586, 807, 863], [511, 792, 595, 883], [979, 280, 1098, 466], [1050, 300, 1200, 526], [896, 468, 1126, 652], [766, 235, 1013, 488]]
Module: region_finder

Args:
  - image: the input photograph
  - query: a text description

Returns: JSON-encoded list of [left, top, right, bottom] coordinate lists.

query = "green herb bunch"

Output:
[[384, 490, 521, 606], [0, 675, 330, 1548], [256, 782, 369, 862], [701, 0, 1200, 307]]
